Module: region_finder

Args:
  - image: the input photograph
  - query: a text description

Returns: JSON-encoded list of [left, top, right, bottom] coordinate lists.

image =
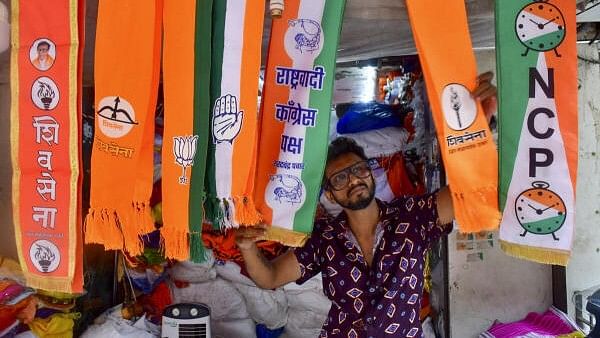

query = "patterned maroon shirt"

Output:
[[294, 193, 450, 338]]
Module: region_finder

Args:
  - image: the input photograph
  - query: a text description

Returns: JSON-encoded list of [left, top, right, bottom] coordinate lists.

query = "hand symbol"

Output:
[[212, 94, 244, 144]]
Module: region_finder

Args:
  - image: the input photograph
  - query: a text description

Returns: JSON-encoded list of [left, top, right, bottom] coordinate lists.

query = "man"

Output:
[[32, 40, 54, 71], [235, 73, 497, 337]]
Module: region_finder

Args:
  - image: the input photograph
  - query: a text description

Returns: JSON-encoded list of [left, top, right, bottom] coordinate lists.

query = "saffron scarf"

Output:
[[10, 0, 84, 292], [496, 0, 577, 265], [254, 0, 346, 246], [161, 0, 212, 261], [86, 0, 161, 255], [406, 0, 500, 233], [205, 0, 265, 229]]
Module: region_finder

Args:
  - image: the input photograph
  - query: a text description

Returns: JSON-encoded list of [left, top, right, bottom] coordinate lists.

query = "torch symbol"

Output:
[[450, 87, 463, 129], [173, 135, 199, 185], [34, 243, 56, 273], [36, 81, 56, 110]]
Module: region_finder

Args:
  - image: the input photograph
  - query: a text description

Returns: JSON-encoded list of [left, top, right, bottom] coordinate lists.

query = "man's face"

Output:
[[37, 45, 49, 59], [324, 153, 375, 211]]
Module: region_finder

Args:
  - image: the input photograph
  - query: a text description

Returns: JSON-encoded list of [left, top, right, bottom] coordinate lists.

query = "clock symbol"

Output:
[[514, 181, 566, 241], [515, 0, 566, 57]]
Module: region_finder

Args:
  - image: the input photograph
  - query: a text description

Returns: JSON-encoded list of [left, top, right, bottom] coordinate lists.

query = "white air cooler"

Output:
[[161, 303, 211, 338]]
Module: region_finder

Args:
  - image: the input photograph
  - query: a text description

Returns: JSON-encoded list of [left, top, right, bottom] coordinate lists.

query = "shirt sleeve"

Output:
[[293, 222, 324, 285], [420, 192, 453, 244], [392, 191, 452, 245]]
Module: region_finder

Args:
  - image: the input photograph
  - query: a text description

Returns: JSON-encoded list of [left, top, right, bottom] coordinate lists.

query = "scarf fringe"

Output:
[[205, 197, 224, 229], [206, 196, 263, 229], [120, 201, 155, 257], [451, 185, 501, 233], [189, 231, 207, 263], [233, 196, 262, 226], [84, 208, 124, 250], [160, 227, 189, 261], [499, 240, 570, 266], [22, 274, 74, 293], [85, 202, 155, 256]]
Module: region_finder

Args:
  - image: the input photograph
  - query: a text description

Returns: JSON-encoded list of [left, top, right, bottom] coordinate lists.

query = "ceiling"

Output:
[[0, 0, 595, 85], [80, 0, 498, 84]]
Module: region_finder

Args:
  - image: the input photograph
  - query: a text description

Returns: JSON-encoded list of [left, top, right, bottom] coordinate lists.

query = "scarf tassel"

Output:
[[120, 201, 155, 256], [84, 208, 124, 250], [499, 241, 570, 266], [160, 227, 190, 261], [233, 196, 262, 226], [205, 197, 224, 229], [189, 231, 207, 263]]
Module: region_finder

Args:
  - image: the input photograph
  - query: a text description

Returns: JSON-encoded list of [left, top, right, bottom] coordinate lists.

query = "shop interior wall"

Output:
[[566, 43, 600, 324], [448, 49, 553, 338]]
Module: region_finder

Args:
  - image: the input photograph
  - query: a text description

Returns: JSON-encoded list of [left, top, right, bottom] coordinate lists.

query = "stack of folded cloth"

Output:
[[479, 307, 584, 338]]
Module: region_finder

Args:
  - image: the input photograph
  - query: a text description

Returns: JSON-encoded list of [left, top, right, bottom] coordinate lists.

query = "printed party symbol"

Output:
[[289, 19, 321, 54], [212, 94, 244, 144], [441, 84, 477, 131], [96, 96, 138, 138], [173, 135, 199, 185], [284, 18, 324, 60], [515, 0, 566, 57], [29, 240, 60, 273], [270, 174, 304, 205], [514, 181, 566, 240], [31, 77, 60, 111]]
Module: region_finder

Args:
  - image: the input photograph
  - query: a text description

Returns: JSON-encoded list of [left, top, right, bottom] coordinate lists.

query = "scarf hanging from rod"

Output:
[[10, 0, 85, 292]]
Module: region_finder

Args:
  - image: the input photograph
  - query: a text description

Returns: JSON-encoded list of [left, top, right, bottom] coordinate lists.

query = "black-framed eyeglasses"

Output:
[[326, 160, 372, 191]]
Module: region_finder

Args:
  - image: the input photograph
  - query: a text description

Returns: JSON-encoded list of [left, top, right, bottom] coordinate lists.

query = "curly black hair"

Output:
[[322, 137, 368, 189], [326, 137, 367, 166]]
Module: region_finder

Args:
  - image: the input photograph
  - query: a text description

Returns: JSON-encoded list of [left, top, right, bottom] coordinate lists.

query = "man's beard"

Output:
[[333, 180, 376, 211]]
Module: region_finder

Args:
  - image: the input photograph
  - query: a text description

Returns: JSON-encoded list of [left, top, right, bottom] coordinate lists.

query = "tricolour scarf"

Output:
[[10, 0, 84, 293], [205, 0, 265, 229], [406, 0, 501, 233], [254, 0, 346, 246], [161, 0, 212, 261], [86, 0, 161, 255], [496, 0, 577, 266]]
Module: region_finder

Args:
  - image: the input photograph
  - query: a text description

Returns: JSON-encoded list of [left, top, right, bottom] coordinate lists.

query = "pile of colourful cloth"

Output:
[[0, 257, 83, 338], [0, 279, 36, 337], [479, 307, 584, 338]]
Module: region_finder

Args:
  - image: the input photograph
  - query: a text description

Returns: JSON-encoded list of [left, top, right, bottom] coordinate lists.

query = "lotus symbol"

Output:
[[173, 135, 199, 185]]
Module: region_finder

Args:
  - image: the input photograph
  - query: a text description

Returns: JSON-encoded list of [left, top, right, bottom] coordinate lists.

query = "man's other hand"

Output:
[[472, 71, 497, 123]]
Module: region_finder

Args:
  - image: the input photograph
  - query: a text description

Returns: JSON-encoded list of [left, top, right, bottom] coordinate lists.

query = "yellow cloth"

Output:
[[28, 312, 80, 338], [558, 332, 585, 338]]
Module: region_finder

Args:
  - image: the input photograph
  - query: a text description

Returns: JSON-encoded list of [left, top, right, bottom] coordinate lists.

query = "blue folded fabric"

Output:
[[336, 102, 403, 134], [256, 324, 284, 338]]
